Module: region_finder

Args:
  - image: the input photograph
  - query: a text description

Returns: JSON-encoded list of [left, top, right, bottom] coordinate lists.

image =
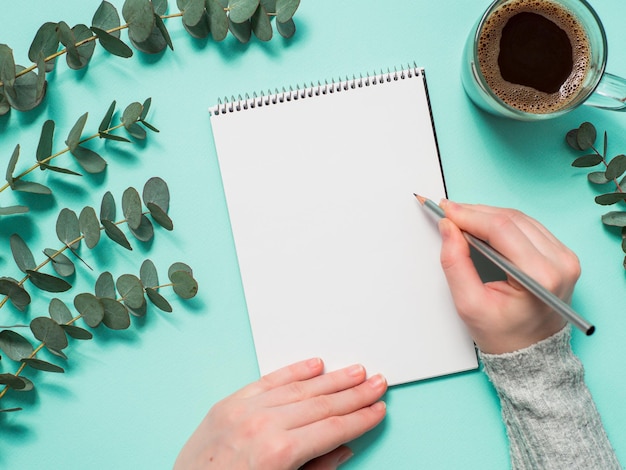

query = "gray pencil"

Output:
[[414, 194, 595, 336]]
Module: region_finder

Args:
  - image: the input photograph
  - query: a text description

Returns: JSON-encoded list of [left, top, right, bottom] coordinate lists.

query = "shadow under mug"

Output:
[[461, 0, 626, 121]]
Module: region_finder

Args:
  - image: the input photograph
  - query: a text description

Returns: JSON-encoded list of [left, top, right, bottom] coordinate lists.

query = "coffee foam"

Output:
[[477, 0, 590, 113]]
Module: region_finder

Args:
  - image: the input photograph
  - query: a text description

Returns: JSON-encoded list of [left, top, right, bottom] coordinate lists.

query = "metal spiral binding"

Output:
[[210, 63, 421, 115]]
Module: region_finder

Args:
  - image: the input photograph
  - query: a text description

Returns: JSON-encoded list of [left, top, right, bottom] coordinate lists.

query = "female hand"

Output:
[[174, 358, 387, 470], [438, 200, 581, 354]]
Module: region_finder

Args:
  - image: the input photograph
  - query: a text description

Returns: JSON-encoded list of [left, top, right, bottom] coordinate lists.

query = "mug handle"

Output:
[[584, 72, 626, 111]]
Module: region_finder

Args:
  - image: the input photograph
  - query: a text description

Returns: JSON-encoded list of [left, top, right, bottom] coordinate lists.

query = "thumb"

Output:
[[300, 446, 353, 470], [439, 217, 486, 320]]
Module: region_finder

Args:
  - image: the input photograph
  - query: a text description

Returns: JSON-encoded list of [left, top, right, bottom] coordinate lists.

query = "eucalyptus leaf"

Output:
[[95, 271, 116, 299], [169, 270, 198, 299], [5, 65, 47, 111], [6, 144, 19, 185], [122, 0, 156, 43], [11, 180, 52, 195], [146, 287, 172, 312], [74, 292, 104, 327], [43, 248, 76, 277], [68, 24, 96, 70], [116, 274, 145, 309], [572, 154, 602, 168], [140, 259, 158, 287], [91, 27, 133, 58], [606, 154, 626, 181], [142, 176, 170, 212], [154, 14, 174, 51], [168, 262, 193, 278], [56, 21, 81, 66], [66, 112, 88, 152], [129, 18, 168, 53], [29, 22, 60, 72], [92, 1, 122, 38], [127, 301, 147, 317], [10, 233, 36, 273], [30, 317, 68, 351], [181, 11, 210, 38], [182, 0, 206, 27], [251, 4, 272, 41], [576, 122, 596, 150], [0, 205, 29, 216], [0, 407, 24, 412], [125, 122, 147, 139], [71, 145, 107, 174], [99, 132, 131, 143], [79, 206, 101, 249], [275, 0, 299, 22], [0, 373, 29, 391], [147, 202, 173, 230], [56, 208, 81, 249], [595, 193, 626, 206], [101, 298, 131, 330], [49, 298, 73, 324], [22, 358, 64, 373], [129, 214, 154, 241], [102, 219, 133, 250], [276, 17, 295, 38], [36, 120, 55, 165], [0, 330, 33, 361], [207, 0, 229, 41], [229, 18, 251, 43], [601, 211, 626, 227], [0, 44, 16, 88], [27, 270, 72, 293], [61, 324, 93, 340], [100, 191, 116, 222], [46, 347, 68, 360], [260, 0, 276, 12], [99, 100, 116, 133], [153, 0, 169, 15], [122, 101, 143, 127], [0, 91, 10, 115], [0, 277, 31, 311], [122, 187, 143, 230], [40, 163, 82, 176], [229, 0, 260, 23]]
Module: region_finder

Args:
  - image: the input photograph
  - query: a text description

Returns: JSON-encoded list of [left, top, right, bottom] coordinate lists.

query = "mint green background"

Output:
[[0, 1, 624, 468]]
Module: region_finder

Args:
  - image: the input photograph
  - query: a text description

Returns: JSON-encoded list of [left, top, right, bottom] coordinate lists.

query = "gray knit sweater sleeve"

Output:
[[479, 326, 621, 470]]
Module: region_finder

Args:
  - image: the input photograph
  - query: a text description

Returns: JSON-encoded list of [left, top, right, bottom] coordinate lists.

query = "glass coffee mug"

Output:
[[462, 0, 626, 120]]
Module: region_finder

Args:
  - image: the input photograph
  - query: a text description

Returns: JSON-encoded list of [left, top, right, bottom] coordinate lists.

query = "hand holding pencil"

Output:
[[427, 198, 585, 354]]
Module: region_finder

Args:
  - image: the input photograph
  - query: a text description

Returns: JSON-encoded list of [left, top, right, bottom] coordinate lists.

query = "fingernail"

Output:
[[439, 198, 450, 210], [347, 363, 365, 377], [371, 400, 387, 412], [306, 357, 322, 369], [338, 448, 354, 465], [368, 374, 387, 389]]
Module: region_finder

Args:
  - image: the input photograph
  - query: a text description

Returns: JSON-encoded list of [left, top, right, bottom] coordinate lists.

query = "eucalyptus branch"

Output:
[[1, 98, 158, 216], [0, 0, 301, 115], [0, 178, 175, 313], [566, 122, 626, 269]]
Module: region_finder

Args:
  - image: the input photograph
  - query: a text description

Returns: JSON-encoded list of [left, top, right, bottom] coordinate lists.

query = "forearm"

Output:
[[480, 326, 621, 470]]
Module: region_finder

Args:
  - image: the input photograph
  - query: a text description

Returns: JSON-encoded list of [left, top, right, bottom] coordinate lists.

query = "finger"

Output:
[[280, 373, 387, 429], [439, 218, 490, 320], [234, 358, 325, 399], [292, 401, 387, 468], [261, 363, 368, 408], [301, 446, 353, 470]]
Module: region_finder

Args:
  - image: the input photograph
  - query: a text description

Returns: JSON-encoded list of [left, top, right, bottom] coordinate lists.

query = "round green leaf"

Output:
[[0, 204, 29, 215], [92, 1, 122, 37], [95, 271, 116, 299], [229, 18, 251, 43], [22, 357, 64, 373], [61, 324, 93, 340], [122, 187, 142, 230], [606, 154, 626, 181], [229, 0, 260, 23], [0, 330, 33, 361], [276, 17, 295, 38], [116, 274, 145, 309], [129, 20, 169, 54], [37, 120, 55, 164], [56, 208, 81, 249], [67, 24, 95, 70], [101, 298, 131, 330], [207, 0, 229, 40], [0, 373, 30, 391], [100, 191, 116, 222], [74, 292, 104, 327], [79, 206, 101, 249], [102, 219, 133, 250], [99, 100, 116, 133], [140, 259, 158, 287], [0, 277, 31, 311], [182, 0, 206, 27], [71, 145, 107, 174], [142, 176, 170, 212], [49, 298, 73, 324], [576, 122, 596, 150], [11, 180, 52, 195], [260, 0, 276, 12], [147, 202, 173, 230], [146, 287, 172, 312], [602, 211, 626, 227], [29, 22, 60, 71], [595, 192, 626, 206], [5, 65, 46, 112], [30, 317, 68, 351], [10, 234, 36, 273], [122, 101, 143, 127], [251, 4, 272, 41], [65, 112, 88, 152], [169, 270, 198, 299], [587, 171, 610, 185], [571, 154, 602, 168], [181, 12, 210, 38], [168, 262, 193, 278], [122, 0, 156, 43], [92, 27, 133, 58], [129, 214, 154, 242], [153, 0, 169, 15], [275, 0, 299, 23], [0, 44, 16, 88], [27, 270, 72, 293], [43, 248, 76, 277]]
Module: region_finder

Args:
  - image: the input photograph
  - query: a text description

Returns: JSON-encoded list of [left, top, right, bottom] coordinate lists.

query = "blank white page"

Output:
[[210, 67, 477, 385]]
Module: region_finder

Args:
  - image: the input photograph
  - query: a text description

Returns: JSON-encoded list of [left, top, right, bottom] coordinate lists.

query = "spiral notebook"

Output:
[[209, 65, 478, 386]]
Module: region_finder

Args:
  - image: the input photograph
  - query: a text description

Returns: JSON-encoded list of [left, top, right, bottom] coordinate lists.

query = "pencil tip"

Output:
[[413, 193, 426, 205]]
